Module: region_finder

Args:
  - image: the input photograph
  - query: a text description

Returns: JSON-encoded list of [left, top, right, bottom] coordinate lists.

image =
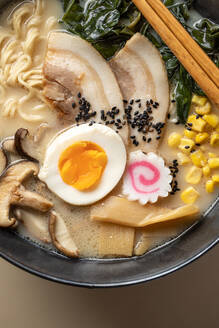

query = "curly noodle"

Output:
[[0, 0, 58, 122]]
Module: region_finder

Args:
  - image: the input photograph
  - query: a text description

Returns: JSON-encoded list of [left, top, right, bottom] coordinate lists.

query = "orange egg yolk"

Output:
[[58, 141, 108, 191]]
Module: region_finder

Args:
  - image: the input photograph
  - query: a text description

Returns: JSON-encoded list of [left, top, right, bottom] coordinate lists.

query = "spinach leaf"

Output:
[[61, 0, 219, 124], [173, 65, 193, 123]]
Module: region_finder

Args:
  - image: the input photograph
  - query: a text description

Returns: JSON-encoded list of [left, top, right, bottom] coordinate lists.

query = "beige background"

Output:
[[0, 245, 218, 328]]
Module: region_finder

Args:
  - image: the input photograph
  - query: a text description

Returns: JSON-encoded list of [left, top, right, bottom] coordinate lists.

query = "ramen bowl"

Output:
[[0, 0, 218, 287]]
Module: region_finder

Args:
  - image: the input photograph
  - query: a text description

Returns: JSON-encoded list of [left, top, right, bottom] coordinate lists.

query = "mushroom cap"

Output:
[[0, 160, 39, 227], [49, 211, 79, 258]]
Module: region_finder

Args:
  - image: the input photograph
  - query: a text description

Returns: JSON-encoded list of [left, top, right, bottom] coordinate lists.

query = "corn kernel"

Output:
[[192, 95, 207, 107], [200, 145, 206, 152], [203, 114, 219, 128], [186, 166, 202, 184], [216, 126, 219, 133], [195, 102, 211, 115], [177, 152, 190, 165], [210, 132, 219, 146], [195, 132, 209, 144], [184, 129, 196, 139], [181, 187, 200, 204], [179, 138, 195, 154], [212, 175, 219, 183], [206, 180, 214, 193], [208, 158, 219, 169], [208, 152, 217, 158], [190, 150, 207, 167], [203, 165, 211, 177], [187, 115, 206, 132], [168, 132, 181, 148]]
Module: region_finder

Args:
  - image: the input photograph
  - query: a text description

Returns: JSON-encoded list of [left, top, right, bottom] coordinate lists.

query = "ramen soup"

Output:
[[0, 0, 218, 258]]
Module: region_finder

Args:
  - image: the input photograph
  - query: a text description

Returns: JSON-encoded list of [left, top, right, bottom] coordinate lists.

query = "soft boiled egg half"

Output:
[[38, 124, 127, 205]]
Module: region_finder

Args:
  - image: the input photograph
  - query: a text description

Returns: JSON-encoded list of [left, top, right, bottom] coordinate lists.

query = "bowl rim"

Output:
[[0, 220, 218, 288]]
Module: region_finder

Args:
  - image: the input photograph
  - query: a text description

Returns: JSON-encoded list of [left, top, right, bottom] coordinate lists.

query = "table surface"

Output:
[[0, 245, 218, 328]]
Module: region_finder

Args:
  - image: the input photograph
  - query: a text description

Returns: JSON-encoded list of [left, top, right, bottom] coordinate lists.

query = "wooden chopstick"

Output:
[[146, 0, 219, 89], [132, 0, 219, 106]]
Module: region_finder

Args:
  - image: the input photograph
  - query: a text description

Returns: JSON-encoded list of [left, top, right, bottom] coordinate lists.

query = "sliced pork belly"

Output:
[[110, 33, 169, 152], [43, 32, 128, 144]]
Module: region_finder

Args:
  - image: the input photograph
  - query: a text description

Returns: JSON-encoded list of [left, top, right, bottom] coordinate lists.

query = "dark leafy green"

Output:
[[61, 0, 219, 124], [173, 66, 193, 123]]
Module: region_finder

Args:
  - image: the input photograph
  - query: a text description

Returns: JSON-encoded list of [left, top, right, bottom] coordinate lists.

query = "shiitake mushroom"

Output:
[[15, 128, 38, 162]]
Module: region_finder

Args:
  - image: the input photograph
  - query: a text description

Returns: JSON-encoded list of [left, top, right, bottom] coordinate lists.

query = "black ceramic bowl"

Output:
[[0, 0, 218, 288]]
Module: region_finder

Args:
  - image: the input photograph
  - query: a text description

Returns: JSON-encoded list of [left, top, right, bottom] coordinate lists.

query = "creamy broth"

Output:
[[0, 0, 218, 259]]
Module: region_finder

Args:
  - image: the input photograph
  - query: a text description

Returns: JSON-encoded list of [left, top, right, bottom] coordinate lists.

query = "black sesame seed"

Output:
[[130, 135, 136, 139], [188, 123, 193, 127], [156, 136, 161, 140], [123, 99, 128, 104], [72, 102, 76, 108], [77, 92, 81, 98], [195, 143, 201, 146], [147, 138, 152, 143], [143, 136, 146, 141], [150, 99, 153, 104], [185, 145, 190, 149], [171, 99, 176, 103], [167, 113, 171, 119], [130, 99, 134, 105], [135, 99, 141, 103]]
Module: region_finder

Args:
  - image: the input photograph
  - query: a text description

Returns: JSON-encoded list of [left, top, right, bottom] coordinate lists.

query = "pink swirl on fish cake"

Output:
[[128, 161, 160, 194]]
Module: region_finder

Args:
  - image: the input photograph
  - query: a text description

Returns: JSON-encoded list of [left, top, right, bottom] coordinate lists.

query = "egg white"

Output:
[[38, 123, 127, 205]]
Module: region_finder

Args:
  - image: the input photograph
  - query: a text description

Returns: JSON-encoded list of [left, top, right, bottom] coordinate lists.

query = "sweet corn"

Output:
[[186, 166, 202, 184], [200, 145, 206, 152], [192, 95, 207, 107], [184, 129, 196, 139], [181, 187, 200, 204], [208, 152, 217, 158], [168, 132, 181, 148], [187, 115, 206, 132], [206, 180, 214, 193], [177, 152, 190, 165], [179, 138, 195, 154], [203, 165, 211, 177], [190, 150, 207, 167], [212, 175, 219, 183], [195, 132, 209, 144], [203, 114, 219, 128], [208, 158, 219, 169], [210, 132, 219, 146], [195, 102, 211, 115]]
